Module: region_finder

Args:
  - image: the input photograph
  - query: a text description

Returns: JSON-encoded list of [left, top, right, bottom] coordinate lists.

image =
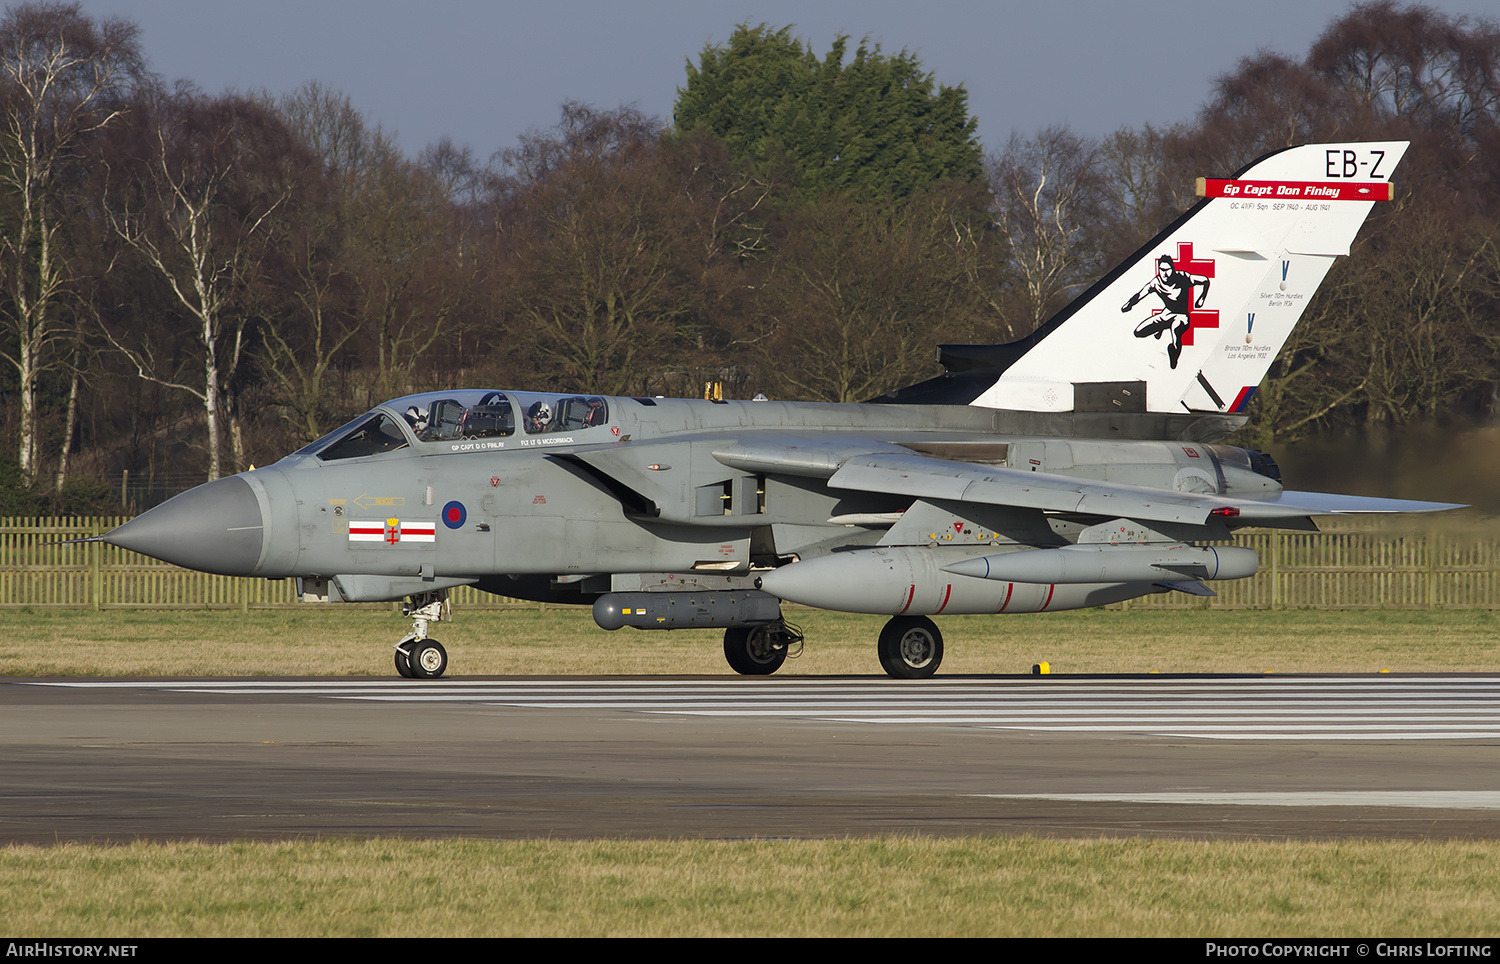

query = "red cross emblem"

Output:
[[384, 519, 400, 544], [1170, 242, 1218, 346]]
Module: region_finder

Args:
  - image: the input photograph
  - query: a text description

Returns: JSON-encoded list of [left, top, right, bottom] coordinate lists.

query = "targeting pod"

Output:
[[593, 590, 782, 631]]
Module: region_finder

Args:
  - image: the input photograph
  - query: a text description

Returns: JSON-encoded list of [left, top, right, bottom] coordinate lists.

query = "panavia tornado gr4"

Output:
[[99, 141, 1460, 679]]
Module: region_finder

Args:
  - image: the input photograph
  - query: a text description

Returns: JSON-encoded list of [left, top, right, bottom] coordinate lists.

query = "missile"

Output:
[[940, 544, 1258, 584]]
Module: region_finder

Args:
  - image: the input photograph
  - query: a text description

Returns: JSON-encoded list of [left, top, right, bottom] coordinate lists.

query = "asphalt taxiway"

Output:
[[5, 674, 1500, 843]]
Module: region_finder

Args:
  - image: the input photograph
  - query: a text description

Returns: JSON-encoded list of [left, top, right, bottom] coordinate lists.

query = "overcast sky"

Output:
[[78, 0, 1498, 160]]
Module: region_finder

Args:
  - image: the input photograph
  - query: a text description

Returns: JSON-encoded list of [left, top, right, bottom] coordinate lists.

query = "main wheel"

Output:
[[394, 646, 414, 678], [723, 625, 786, 676], [408, 639, 448, 679], [877, 616, 943, 679]]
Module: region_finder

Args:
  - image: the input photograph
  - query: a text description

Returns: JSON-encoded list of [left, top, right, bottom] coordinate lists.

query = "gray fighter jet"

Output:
[[99, 141, 1460, 679]]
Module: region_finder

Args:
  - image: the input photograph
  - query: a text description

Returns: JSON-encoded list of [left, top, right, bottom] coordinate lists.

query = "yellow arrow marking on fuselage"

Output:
[[354, 493, 406, 510]]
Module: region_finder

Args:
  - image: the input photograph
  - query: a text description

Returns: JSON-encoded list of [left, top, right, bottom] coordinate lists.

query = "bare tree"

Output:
[[494, 104, 718, 396], [1312, 1, 1500, 146], [272, 79, 374, 183], [766, 186, 999, 402], [106, 90, 299, 479], [663, 126, 773, 270], [258, 188, 359, 445], [265, 83, 476, 419], [987, 127, 1103, 333], [348, 144, 466, 402], [1094, 125, 1185, 262], [255, 82, 368, 442], [0, 2, 142, 483]]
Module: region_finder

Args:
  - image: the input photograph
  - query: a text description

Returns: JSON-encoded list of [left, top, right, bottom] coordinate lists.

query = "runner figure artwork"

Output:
[[1121, 246, 1214, 369]]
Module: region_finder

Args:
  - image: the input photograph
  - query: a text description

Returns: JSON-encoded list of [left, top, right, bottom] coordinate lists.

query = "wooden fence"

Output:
[[0, 517, 535, 611], [3, 516, 1498, 611]]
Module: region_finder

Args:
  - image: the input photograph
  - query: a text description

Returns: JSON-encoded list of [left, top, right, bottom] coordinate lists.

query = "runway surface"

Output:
[[6, 673, 1500, 842]]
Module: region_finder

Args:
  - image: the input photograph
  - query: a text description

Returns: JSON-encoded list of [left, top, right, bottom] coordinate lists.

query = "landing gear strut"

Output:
[[723, 619, 803, 676], [878, 615, 943, 679], [394, 589, 451, 679]]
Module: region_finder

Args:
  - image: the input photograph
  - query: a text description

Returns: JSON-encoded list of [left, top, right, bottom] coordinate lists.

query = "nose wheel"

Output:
[[395, 637, 448, 679], [394, 589, 451, 679]]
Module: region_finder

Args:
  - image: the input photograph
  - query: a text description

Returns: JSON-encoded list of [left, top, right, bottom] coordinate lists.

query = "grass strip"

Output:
[[4, 836, 1499, 937], [4, 606, 1499, 677]]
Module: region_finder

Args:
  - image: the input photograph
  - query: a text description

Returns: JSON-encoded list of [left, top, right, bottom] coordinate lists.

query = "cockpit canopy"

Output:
[[412, 391, 514, 442], [296, 390, 611, 462]]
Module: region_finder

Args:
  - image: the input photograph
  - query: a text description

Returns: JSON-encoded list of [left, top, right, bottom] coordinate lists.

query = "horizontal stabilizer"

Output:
[[1230, 490, 1466, 519]]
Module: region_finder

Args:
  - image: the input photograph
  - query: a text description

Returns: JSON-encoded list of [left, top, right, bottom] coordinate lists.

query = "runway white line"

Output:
[[28, 678, 1500, 691], [93, 683, 1500, 701], [330, 695, 1500, 709], [175, 693, 1500, 708], [18, 677, 1500, 741], [980, 792, 1500, 809], [607, 710, 1500, 720]]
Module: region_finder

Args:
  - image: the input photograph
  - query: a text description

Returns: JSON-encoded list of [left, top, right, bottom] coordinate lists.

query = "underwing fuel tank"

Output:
[[941, 544, 1259, 584], [755, 547, 1164, 616]]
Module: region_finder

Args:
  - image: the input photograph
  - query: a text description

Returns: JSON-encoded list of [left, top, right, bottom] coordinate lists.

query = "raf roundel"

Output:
[[441, 500, 467, 530]]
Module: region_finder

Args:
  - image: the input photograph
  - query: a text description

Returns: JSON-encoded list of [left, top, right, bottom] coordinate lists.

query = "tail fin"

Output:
[[957, 141, 1406, 415]]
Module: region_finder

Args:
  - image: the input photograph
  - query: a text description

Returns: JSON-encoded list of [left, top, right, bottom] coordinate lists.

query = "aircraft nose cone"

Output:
[[102, 475, 265, 576]]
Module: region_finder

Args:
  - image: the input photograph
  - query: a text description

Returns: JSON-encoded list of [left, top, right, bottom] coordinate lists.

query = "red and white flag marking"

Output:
[[348, 518, 436, 544], [349, 520, 384, 543]]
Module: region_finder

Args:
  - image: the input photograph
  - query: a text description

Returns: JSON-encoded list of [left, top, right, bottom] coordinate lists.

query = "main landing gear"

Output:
[[722, 619, 803, 676], [720, 614, 943, 679], [394, 589, 451, 679], [877, 615, 943, 679]]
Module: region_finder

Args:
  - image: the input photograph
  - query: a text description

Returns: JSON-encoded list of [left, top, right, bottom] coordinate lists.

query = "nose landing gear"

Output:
[[394, 589, 451, 679]]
